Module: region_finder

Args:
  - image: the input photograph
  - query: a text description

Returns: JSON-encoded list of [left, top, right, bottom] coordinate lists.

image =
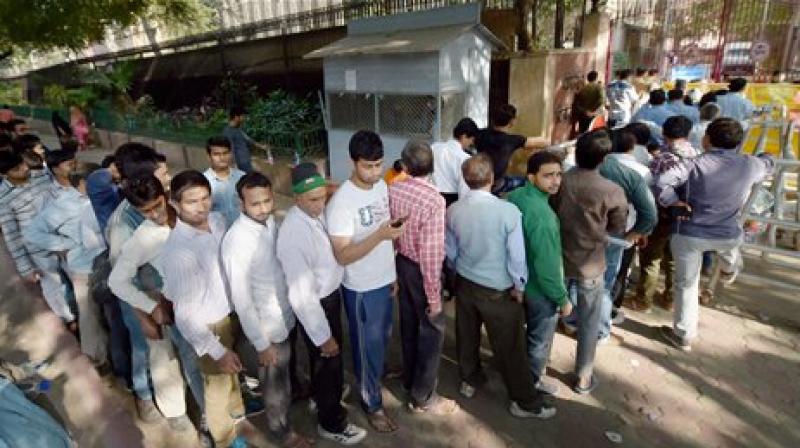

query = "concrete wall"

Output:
[[440, 32, 492, 129]]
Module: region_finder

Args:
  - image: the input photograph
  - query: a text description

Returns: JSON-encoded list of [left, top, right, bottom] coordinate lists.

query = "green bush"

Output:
[[244, 90, 323, 141]]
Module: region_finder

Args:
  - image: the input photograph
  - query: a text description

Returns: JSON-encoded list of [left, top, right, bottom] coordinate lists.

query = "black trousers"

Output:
[[299, 289, 347, 433], [611, 247, 637, 308], [397, 254, 446, 407]]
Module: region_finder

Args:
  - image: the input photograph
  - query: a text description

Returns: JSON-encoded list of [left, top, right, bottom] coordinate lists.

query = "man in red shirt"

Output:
[[389, 140, 458, 415]]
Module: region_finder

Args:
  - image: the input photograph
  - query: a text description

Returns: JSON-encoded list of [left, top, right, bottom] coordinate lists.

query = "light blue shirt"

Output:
[[632, 104, 673, 127], [445, 190, 527, 291], [715, 92, 755, 124], [204, 167, 245, 228], [23, 188, 106, 274], [665, 100, 700, 123]]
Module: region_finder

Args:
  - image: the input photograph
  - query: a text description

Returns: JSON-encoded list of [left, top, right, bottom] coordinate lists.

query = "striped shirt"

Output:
[[0, 170, 56, 276]]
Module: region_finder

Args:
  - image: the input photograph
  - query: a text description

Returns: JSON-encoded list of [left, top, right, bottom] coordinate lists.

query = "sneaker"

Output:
[[459, 381, 476, 398], [309, 383, 351, 413], [720, 269, 738, 286], [611, 308, 627, 324], [317, 423, 367, 445], [508, 401, 556, 419], [659, 325, 691, 352], [167, 415, 193, 432], [135, 398, 160, 423], [534, 379, 560, 396]]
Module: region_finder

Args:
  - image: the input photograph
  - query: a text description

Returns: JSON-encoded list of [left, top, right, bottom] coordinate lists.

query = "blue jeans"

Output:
[[564, 277, 605, 380], [342, 284, 393, 413], [118, 301, 153, 401], [599, 242, 626, 339], [168, 326, 204, 411], [524, 295, 559, 384]]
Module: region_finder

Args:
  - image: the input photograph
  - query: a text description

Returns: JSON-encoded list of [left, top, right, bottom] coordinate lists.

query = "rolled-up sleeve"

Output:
[[418, 203, 445, 305]]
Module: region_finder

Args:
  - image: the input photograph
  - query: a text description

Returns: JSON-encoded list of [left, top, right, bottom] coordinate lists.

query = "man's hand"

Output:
[[150, 301, 173, 326], [377, 220, 405, 241], [216, 350, 243, 374], [426, 301, 443, 318], [510, 289, 524, 303], [636, 235, 649, 248], [672, 201, 692, 221], [22, 272, 40, 284], [559, 301, 573, 317], [320, 337, 340, 358], [258, 345, 280, 367]]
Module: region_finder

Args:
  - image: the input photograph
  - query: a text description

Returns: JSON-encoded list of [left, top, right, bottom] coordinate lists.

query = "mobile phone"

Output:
[[391, 216, 407, 228]]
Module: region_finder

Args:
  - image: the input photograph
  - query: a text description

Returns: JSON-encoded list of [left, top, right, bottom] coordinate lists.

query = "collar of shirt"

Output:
[[204, 167, 242, 182], [290, 205, 327, 233], [465, 189, 495, 200], [405, 175, 439, 193], [237, 212, 274, 233], [173, 213, 225, 241], [523, 181, 550, 200]]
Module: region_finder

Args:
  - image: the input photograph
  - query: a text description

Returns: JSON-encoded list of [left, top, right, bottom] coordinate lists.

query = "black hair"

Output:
[[623, 122, 651, 146], [699, 102, 721, 121], [125, 175, 167, 207], [706, 117, 744, 150], [236, 171, 272, 200], [348, 130, 383, 162], [587, 71, 599, 82], [648, 89, 666, 105], [698, 91, 718, 108], [527, 150, 562, 175], [491, 104, 517, 127], [12, 133, 41, 153], [618, 69, 632, 80], [229, 105, 246, 119], [7, 118, 25, 130], [206, 135, 231, 154], [114, 142, 161, 180], [45, 149, 76, 169], [614, 131, 637, 153], [0, 133, 12, 150], [401, 140, 434, 177], [453, 118, 479, 140], [636, 67, 647, 76], [392, 159, 403, 172], [662, 115, 693, 139], [728, 77, 747, 92], [60, 140, 79, 153], [100, 154, 115, 168], [667, 89, 684, 102], [0, 150, 24, 174], [575, 129, 613, 170], [68, 162, 100, 189], [170, 169, 211, 202]]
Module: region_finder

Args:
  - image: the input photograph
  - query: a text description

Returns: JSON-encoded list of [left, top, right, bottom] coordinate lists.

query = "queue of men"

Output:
[[0, 86, 773, 447]]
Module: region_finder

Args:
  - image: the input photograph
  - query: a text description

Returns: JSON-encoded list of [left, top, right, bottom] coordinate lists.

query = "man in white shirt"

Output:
[[277, 162, 367, 445], [161, 170, 247, 448], [108, 175, 203, 433], [326, 131, 404, 433], [690, 103, 721, 151], [715, 78, 756, 128], [431, 118, 478, 207], [203, 136, 245, 228], [222, 171, 313, 448], [606, 69, 639, 128]]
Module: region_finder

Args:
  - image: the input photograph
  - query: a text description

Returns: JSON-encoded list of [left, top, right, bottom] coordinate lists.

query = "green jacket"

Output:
[[599, 156, 658, 236], [507, 183, 568, 306]]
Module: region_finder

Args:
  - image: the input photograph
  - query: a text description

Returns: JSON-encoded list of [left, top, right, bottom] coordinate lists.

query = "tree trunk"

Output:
[[515, 0, 534, 52], [555, 0, 565, 49]]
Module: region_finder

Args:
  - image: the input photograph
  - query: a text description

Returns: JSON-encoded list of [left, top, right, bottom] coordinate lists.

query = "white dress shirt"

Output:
[[431, 138, 470, 197], [162, 212, 231, 360], [221, 213, 296, 352], [715, 92, 755, 126], [108, 219, 170, 314], [276, 206, 344, 347]]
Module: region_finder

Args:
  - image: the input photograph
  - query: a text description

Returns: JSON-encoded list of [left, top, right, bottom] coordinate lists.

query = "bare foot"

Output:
[[367, 409, 399, 432], [282, 431, 315, 448]]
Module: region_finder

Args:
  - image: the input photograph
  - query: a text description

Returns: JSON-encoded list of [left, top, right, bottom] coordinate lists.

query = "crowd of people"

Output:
[[0, 68, 775, 448]]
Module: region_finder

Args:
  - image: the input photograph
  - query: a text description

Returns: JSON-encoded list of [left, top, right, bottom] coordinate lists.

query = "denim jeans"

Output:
[[342, 284, 393, 413], [599, 242, 626, 339], [567, 277, 605, 381], [524, 295, 559, 385], [671, 234, 741, 341], [118, 300, 153, 401], [169, 326, 204, 411], [101, 298, 132, 387]]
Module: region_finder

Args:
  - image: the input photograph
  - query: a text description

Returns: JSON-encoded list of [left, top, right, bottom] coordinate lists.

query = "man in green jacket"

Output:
[[508, 151, 573, 396]]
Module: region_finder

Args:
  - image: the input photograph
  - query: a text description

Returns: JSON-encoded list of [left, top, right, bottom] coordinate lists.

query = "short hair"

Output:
[[392, 159, 403, 172], [462, 154, 494, 189], [648, 89, 666, 105], [623, 122, 651, 145], [699, 102, 721, 121], [614, 131, 637, 153], [587, 71, 599, 82], [527, 150, 562, 175], [45, 149, 76, 169], [491, 104, 517, 127], [0, 150, 24, 174], [636, 67, 647, 76], [170, 170, 211, 202], [229, 105, 246, 119], [114, 142, 163, 181], [7, 118, 25, 130], [706, 117, 744, 149], [662, 115, 693, 139], [452, 118, 479, 140], [728, 77, 747, 92], [667, 89, 684, 102], [124, 175, 166, 207], [401, 139, 434, 177], [100, 154, 115, 168], [575, 129, 612, 170], [12, 133, 41, 153], [206, 135, 231, 154], [236, 171, 272, 200], [698, 91, 718, 108], [618, 69, 632, 79], [648, 69, 658, 76], [349, 130, 383, 162], [68, 163, 100, 189]]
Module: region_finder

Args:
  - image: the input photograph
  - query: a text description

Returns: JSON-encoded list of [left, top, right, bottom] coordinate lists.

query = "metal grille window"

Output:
[[378, 94, 436, 139], [328, 92, 376, 131], [439, 92, 466, 141]]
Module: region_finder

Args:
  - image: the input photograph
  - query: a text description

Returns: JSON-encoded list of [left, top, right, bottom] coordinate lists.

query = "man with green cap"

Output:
[[276, 162, 367, 446]]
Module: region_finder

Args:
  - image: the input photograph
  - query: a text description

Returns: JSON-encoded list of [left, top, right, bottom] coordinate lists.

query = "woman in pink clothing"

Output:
[[70, 106, 90, 150]]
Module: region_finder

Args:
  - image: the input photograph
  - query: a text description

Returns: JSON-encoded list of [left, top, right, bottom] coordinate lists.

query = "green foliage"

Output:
[[243, 90, 323, 143], [211, 77, 259, 110], [0, 80, 23, 104]]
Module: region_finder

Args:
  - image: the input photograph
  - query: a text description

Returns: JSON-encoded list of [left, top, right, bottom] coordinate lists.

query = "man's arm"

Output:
[[23, 209, 75, 254], [606, 188, 630, 237], [0, 204, 37, 277], [506, 216, 528, 292], [108, 231, 162, 314], [417, 204, 446, 309], [327, 203, 400, 265], [655, 160, 692, 207], [222, 235, 271, 352]]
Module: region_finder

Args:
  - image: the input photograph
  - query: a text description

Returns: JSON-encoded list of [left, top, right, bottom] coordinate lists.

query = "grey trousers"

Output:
[[258, 339, 292, 440], [567, 276, 605, 381], [670, 234, 741, 341]]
